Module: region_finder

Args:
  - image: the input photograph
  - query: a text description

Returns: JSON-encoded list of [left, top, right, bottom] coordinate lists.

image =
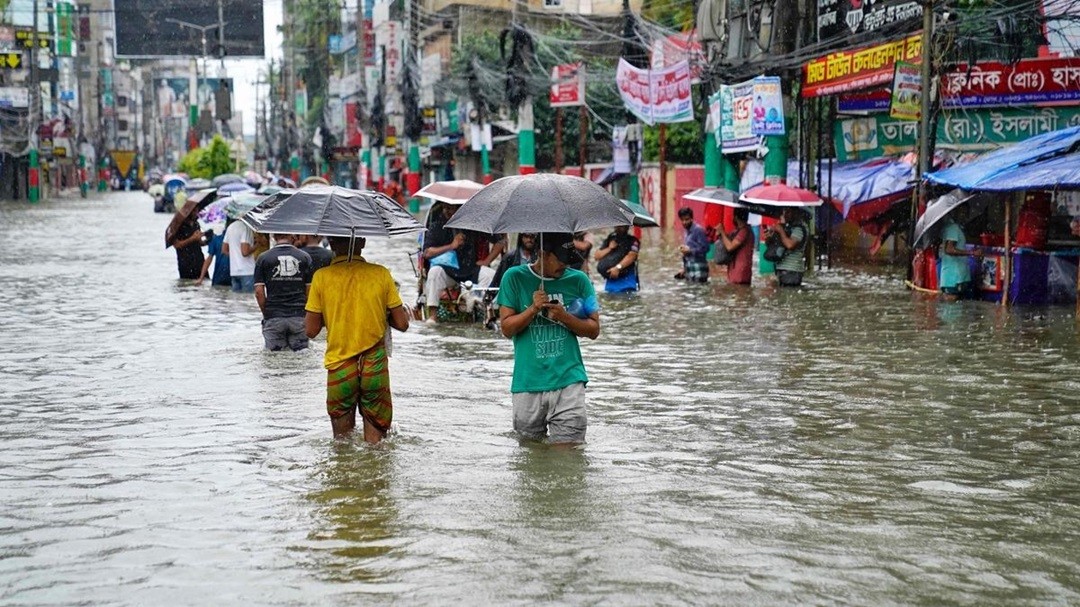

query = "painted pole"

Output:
[[759, 133, 789, 275], [480, 134, 491, 184], [290, 153, 300, 185], [518, 101, 535, 175], [78, 153, 88, 198], [98, 156, 108, 192], [407, 143, 421, 212], [28, 148, 39, 203]]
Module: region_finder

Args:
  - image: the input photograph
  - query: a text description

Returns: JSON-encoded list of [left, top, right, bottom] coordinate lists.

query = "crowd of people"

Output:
[[167, 184, 819, 450]]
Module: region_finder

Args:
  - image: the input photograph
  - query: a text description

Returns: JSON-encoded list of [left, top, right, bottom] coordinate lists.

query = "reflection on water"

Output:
[[1, 194, 1079, 604]]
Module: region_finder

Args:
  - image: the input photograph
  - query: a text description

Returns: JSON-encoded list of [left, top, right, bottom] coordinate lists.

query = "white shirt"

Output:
[[223, 222, 256, 276]]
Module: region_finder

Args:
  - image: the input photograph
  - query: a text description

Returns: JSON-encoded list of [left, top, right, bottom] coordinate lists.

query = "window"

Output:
[[543, 0, 562, 8], [117, 119, 129, 132]]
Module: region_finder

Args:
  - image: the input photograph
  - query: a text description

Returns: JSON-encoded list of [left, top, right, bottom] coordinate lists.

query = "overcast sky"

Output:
[[224, 0, 283, 137]]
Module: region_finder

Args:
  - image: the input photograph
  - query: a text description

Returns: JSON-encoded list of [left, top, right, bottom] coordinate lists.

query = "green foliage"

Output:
[[176, 135, 240, 178], [642, 121, 703, 164], [641, 0, 695, 31]]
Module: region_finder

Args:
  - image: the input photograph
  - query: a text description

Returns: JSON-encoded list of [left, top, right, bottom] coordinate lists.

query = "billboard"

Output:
[[114, 0, 264, 58]]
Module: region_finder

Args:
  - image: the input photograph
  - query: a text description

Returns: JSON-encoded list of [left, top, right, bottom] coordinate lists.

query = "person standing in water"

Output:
[[496, 233, 600, 445], [305, 236, 409, 443]]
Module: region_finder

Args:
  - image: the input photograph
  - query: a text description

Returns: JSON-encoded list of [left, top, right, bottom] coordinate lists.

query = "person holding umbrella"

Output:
[[496, 232, 600, 445]]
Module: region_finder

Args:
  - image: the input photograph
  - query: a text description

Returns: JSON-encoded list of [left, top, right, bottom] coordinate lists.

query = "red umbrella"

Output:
[[740, 183, 823, 207]]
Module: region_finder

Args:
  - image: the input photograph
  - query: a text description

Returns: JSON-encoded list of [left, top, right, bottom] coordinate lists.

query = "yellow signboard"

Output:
[[112, 150, 137, 177]]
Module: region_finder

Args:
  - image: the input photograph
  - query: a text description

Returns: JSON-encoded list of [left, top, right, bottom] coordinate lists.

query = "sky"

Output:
[[223, 0, 283, 137]]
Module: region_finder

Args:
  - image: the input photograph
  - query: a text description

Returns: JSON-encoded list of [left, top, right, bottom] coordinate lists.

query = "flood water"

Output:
[[2, 192, 1079, 605]]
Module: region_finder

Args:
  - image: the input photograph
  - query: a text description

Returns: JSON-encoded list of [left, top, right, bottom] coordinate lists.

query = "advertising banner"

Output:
[[550, 63, 586, 108], [719, 81, 758, 153], [750, 76, 784, 136], [888, 61, 921, 121], [616, 59, 694, 125], [941, 57, 1080, 108], [708, 90, 722, 146], [802, 33, 922, 98], [616, 58, 653, 124], [651, 61, 694, 124]]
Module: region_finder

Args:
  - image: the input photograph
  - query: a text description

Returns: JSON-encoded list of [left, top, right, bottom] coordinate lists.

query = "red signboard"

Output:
[[802, 33, 922, 98], [344, 101, 362, 147], [839, 56, 1080, 111], [550, 62, 585, 108], [941, 57, 1080, 108]]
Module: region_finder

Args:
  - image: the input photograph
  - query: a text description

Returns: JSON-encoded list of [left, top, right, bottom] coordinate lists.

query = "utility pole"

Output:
[[28, 0, 40, 202], [167, 18, 222, 147], [915, 0, 935, 227]]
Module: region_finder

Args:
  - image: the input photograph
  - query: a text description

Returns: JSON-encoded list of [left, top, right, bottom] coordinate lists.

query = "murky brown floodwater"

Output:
[[2, 191, 1079, 605]]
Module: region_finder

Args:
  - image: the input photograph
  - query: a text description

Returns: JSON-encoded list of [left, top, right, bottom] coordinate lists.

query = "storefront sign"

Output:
[[616, 59, 693, 125], [802, 33, 922, 98], [888, 61, 921, 121], [841, 57, 1080, 112], [550, 63, 585, 108], [941, 57, 1080, 108], [817, 0, 922, 43], [835, 106, 1080, 160]]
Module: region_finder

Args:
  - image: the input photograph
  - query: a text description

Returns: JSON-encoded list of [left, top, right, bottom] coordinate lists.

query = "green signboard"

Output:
[[836, 106, 1080, 162]]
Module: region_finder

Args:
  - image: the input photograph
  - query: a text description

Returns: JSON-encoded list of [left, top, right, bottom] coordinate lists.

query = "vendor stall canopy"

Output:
[[926, 125, 1080, 191]]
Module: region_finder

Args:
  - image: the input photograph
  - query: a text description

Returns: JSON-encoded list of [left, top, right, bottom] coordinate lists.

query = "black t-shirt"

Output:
[[596, 231, 640, 277], [175, 220, 204, 280], [425, 211, 486, 282], [254, 245, 313, 318], [302, 244, 334, 274]]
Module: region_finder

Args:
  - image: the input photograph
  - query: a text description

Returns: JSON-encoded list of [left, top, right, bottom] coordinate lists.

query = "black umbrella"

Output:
[[912, 189, 976, 248], [443, 173, 635, 234], [240, 185, 424, 238], [164, 188, 218, 248]]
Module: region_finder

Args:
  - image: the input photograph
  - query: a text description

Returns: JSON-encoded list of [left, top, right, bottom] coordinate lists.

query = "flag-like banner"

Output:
[[719, 81, 757, 153], [616, 58, 694, 125], [550, 63, 586, 108]]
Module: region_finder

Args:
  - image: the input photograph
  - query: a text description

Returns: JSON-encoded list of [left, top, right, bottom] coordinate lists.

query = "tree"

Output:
[[177, 135, 238, 178]]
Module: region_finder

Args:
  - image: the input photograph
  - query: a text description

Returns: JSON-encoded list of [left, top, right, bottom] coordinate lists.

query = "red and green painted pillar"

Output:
[[28, 148, 40, 203], [759, 133, 789, 275], [98, 156, 108, 192], [406, 143, 421, 212], [360, 148, 371, 188], [290, 154, 300, 186], [78, 153, 88, 198], [480, 132, 491, 185], [518, 102, 535, 175]]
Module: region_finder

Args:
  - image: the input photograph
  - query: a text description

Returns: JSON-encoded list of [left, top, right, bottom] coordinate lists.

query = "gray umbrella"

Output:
[[240, 185, 424, 238], [211, 173, 245, 187], [912, 189, 976, 248], [443, 173, 635, 234]]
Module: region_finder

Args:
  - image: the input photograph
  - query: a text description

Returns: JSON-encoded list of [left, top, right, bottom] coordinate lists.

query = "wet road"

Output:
[[2, 192, 1079, 605]]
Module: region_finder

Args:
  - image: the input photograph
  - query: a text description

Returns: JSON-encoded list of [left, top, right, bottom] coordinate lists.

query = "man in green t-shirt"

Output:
[[766, 208, 810, 287], [495, 232, 601, 445]]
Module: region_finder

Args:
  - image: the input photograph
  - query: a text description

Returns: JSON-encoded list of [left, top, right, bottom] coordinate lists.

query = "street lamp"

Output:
[[164, 18, 225, 137]]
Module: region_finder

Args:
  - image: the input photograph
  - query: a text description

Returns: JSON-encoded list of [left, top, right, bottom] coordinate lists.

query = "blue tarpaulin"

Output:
[[926, 125, 1080, 190], [974, 152, 1080, 191]]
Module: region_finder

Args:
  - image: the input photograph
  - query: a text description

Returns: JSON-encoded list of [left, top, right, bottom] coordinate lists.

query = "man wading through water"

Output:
[[496, 233, 600, 445], [305, 236, 409, 443]]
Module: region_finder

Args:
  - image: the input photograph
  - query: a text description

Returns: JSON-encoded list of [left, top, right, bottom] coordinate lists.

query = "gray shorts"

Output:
[[262, 316, 309, 351], [511, 382, 587, 444]]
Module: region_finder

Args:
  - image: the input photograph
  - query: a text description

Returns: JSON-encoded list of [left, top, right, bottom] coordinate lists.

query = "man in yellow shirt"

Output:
[[305, 236, 410, 443]]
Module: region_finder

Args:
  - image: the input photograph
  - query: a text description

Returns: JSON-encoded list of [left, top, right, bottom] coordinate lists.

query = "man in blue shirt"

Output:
[[675, 207, 710, 283], [196, 229, 231, 287]]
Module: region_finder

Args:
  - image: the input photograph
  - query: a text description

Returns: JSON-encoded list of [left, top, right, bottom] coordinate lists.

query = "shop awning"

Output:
[[927, 125, 1080, 190], [974, 151, 1080, 191]]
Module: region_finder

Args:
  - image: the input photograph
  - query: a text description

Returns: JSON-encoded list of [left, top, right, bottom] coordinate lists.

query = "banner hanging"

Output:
[[750, 76, 785, 136], [616, 58, 694, 125], [888, 61, 921, 121]]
